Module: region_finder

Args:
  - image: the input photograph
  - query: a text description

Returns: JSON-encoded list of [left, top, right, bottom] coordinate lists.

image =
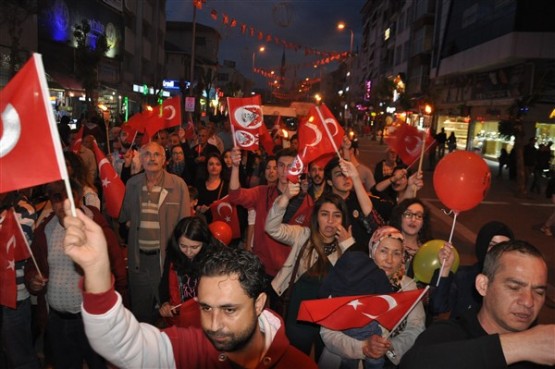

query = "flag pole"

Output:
[[413, 129, 428, 197], [226, 97, 237, 148], [407, 140, 435, 170], [383, 286, 430, 340], [314, 105, 342, 158], [34, 53, 77, 217], [12, 209, 43, 279], [436, 211, 458, 286]]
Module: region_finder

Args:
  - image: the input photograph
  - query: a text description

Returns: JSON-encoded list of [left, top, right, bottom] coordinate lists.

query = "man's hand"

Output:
[[339, 158, 359, 180], [159, 302, 176, 318], [62, 200, 111, 294], [231, 147, 242, 167], [284, 181, 300, 199], [363, 335, 392, 359]]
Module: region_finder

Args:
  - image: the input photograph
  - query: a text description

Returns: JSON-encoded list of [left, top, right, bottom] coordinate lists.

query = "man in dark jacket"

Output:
[[401, 240, 554, 369]]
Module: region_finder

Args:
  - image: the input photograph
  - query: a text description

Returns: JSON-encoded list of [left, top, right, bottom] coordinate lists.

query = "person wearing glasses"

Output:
[[120, 142, 190, 324], [389, 198, 456, 325], [158, 216, 224, 327]]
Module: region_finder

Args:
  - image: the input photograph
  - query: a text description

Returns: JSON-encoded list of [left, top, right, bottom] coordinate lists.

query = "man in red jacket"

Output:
[[62, 200, 317, 369]]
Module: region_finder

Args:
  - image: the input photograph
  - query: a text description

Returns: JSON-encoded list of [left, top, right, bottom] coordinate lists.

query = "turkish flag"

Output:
[[0, 53, 68, 193], [259, 122, 275, 155], [92, 142, 125, 218], [227, 95, 263, 151], [143, 109, 166, 140], [70, 125, 84, 153], [0, 208, 32, 308], [120, 122, 139, 145], [384, 124, 435, 166], [298, 288, 427, 331], [162, 96, 182, 129], [183, 120, 196, 140], [287, 104, 344, 183], [209, 195, 241, 239]]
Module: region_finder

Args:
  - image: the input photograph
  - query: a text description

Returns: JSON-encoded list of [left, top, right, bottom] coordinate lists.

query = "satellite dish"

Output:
[[272, 2, 294, 28]]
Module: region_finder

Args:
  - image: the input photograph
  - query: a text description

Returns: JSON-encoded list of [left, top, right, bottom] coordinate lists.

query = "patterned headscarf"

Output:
[[369, 226, 405, 289]]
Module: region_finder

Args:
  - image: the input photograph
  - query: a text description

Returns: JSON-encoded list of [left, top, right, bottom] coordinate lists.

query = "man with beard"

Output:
[[307, 160, 327, 201], [60, 204, 317, 369]]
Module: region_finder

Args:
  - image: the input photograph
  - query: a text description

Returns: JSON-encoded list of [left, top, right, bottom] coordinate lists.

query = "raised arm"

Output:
[[339, 159, 373, 216]]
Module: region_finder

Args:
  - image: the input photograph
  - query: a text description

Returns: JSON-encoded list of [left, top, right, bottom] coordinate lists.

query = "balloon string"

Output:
[[436, 211, 458, 287]]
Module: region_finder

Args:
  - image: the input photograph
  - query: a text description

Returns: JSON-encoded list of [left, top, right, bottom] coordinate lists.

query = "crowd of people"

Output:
[[1, 112, 553, 369]]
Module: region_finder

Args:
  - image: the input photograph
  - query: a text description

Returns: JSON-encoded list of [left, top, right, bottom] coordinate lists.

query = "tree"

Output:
[[73, 19, 108, 110]]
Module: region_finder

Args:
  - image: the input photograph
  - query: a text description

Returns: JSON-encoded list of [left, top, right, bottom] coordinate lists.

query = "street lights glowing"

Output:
[[252, 45, 266, 69], [337, 22, 354, 55]]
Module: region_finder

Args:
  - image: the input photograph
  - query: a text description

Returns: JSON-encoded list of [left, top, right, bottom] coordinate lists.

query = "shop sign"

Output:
[[185, 97, 195, 112]]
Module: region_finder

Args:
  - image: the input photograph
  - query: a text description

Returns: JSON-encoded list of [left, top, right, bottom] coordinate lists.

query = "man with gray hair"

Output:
[[120, 142, 190, 324]]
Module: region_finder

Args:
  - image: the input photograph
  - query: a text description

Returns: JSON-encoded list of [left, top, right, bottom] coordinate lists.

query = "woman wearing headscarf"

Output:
[[318, 226, 426, 369]]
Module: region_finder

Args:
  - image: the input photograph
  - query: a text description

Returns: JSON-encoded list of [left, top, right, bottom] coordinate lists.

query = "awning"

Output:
[[47, 71, 84, 93]]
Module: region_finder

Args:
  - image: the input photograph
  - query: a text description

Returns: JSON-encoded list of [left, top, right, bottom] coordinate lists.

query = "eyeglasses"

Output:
[[402, 211, 424, 221]]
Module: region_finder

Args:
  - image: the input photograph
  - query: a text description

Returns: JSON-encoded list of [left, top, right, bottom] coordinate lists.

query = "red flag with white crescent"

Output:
[[0, 53, 69, 193], [384, 124, 435, 166], [227, 95, 263, 152], [92, 142, 125, 218], [288, 104, 344, 182], [209, 195, 241, 239], [0, 208, 32, 308], [162, 96, 182, 129], [297, 288, 426, 331]]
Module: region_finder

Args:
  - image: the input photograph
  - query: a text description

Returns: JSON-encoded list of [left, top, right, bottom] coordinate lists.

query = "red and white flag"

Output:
[[227, 95, 263, 151], [0, 208, 32, 308], [209, 195, 241, 239], [297, 288, 427, 331], [384, 124, 434, 166], [287, 104, 344, 183], [120, 122, 139, 146], [92, 142, 125, 218], [162, 96, 182, 129], [0, 53, 69, 193]]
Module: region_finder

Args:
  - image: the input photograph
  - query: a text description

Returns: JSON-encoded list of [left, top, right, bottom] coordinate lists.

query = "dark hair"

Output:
[[65, 151, 96, 191], [389, 198, 432, 244], [482, 240, 545, 282], [275, 148, 297, 162], [205, 152, 223, 173], [200, 246, 267, 299], [324, 156, 343, 183], [304, 192, 350, 277], [168, 216, 224, 277], [188, 185, 198, 201], [259, 156, 277, 185]]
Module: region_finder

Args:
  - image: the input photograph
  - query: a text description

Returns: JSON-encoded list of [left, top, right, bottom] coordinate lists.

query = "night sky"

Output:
[[166, 0, 366, 90]]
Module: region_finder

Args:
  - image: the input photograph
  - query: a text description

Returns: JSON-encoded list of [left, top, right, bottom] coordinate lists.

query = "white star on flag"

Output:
[[348, 299, 363, 310], [225, 216, 231, 222], [102, 177, 111, 188], [7, 259, 15, 271]]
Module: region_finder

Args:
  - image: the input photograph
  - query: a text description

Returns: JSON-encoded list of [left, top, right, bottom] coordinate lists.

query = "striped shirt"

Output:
[[137, 184, 162, 251]]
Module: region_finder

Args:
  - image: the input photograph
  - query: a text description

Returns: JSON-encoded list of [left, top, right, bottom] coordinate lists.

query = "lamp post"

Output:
[[337, 22, 354, 56], [252, 45, 266, 70], [338, 22, 355, 124]]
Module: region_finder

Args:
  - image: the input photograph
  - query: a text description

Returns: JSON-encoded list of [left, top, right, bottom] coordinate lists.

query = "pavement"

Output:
[[355, 135, 555, 324]]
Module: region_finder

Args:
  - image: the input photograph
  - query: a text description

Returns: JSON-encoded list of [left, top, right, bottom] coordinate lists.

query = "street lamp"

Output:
[[252, 45, 266, 70], [337, 22, 354, 55]]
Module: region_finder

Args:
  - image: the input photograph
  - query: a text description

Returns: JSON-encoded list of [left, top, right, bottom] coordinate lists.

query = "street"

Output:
[[356, 135, 555, 324]]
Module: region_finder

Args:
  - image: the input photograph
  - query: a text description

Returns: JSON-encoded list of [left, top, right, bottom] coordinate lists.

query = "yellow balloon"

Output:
[[412, 239, 460, 284]]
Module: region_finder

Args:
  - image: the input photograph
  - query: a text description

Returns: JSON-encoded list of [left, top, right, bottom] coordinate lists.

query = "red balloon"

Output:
[[208, 221, 233, 245], [433, 151, 491, 212]]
